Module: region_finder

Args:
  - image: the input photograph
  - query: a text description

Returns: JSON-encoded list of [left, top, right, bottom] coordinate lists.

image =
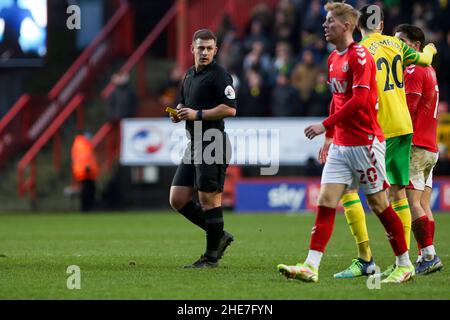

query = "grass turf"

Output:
[[0, 212, 448, 300]]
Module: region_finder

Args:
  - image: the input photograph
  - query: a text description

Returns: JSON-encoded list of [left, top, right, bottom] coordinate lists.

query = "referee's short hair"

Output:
[[358, 4, 384, 31], [192, 29, 217, 44], [394, 24, 425, 50]]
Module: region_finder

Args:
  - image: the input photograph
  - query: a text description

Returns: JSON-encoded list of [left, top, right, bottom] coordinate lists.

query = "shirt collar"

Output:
[[335, 41, 355, 55], [194, 59, 216, 74]]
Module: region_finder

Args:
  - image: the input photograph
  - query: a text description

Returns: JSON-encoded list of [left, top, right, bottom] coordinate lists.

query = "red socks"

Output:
[[430, 220, 435, 242], [376, 206, 408, 256], [310, 206, 336, 252], [412, 216, 433, 250]]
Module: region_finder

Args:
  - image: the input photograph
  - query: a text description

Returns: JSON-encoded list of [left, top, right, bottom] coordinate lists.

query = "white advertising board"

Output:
[[120, 117, 326, 166]]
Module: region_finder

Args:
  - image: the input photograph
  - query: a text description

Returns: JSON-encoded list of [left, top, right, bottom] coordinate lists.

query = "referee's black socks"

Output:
[[204, 207, 224, 262], [178, 200, 206, 230]]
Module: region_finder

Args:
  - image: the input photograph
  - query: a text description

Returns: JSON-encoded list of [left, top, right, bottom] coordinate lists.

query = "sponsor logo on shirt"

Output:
[[330, 78, 348, 93], [342, 61, 349, 72]]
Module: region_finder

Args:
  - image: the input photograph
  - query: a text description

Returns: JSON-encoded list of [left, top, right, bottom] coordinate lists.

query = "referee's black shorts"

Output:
[[171, 135, 231, 193]]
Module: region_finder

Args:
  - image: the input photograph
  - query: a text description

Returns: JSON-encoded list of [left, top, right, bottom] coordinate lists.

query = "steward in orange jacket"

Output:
[[71, 134, 98, 211], [71, 134, 99, 181]]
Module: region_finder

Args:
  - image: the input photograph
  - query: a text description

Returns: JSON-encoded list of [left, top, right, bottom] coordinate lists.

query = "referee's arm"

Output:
[[176, 103, 235, 121], [201, 104, 236, 120]]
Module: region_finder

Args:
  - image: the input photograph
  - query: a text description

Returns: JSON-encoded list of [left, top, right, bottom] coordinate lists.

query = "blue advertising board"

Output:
[[235, 179, 449, 213]]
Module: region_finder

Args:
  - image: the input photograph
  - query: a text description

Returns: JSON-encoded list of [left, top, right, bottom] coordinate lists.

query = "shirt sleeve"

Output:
[[214, 70, 237, 108], [350, 48, 372, 89], [401, 40, 434, 67]]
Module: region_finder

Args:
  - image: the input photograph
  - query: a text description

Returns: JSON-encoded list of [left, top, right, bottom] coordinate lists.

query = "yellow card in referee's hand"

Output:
[[165, 107, 178, 116]]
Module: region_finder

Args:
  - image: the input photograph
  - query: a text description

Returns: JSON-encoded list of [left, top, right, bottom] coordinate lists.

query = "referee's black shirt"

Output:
[[179, 60, 236, 139]]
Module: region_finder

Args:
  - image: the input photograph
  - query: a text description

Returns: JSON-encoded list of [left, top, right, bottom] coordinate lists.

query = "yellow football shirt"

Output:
[[360, 33, 433, 138]]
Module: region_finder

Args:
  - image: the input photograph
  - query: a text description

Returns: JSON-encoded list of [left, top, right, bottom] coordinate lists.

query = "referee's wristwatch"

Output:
[[196, 109, 203, 120]]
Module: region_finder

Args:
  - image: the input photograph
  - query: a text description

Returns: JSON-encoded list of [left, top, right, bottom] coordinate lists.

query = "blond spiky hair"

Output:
[[324, 2, 359, 30]]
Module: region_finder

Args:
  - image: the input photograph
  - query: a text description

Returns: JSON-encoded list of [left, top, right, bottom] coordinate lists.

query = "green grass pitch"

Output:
[[0, 212, 449, 299]]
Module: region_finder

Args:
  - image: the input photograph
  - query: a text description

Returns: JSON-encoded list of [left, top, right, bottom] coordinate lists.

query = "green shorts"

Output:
[[385, 134, 412, 186]]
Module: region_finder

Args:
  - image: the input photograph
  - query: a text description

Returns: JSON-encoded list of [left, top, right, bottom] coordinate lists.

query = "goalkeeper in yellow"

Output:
[[332, 5, 437, 279]]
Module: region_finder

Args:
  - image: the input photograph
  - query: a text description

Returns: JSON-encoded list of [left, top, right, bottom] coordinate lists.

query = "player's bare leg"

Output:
[[170, 186, 194, 210], [317, 183, 347, 208], [421, 187, 434, 222]]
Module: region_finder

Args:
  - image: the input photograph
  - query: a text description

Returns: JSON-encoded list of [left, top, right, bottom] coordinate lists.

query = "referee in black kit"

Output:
[[169, 29, 236, 268]]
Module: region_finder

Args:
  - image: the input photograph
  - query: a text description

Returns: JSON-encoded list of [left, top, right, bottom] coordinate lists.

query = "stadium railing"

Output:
[[101, 2, 178, 99], [0, 95, 31, 168], [50, 0, 131, 100], [17, 94, 85, 200], [91, 122, 120, 177], [0, 0, 131, 172], [93, 2, 179, 177]]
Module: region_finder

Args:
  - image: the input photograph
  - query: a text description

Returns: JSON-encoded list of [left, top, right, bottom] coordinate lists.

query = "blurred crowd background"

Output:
[[157, 0, 450, 120]]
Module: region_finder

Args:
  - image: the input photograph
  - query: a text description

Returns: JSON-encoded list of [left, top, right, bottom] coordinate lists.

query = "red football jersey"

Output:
[[404, 65, 439, 153], [325, 42, 384, 146]]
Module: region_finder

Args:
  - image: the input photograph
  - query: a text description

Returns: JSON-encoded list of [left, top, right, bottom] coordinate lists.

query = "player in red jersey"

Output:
[[394, 24, 443, 275], [277, 2, 414, 283]]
